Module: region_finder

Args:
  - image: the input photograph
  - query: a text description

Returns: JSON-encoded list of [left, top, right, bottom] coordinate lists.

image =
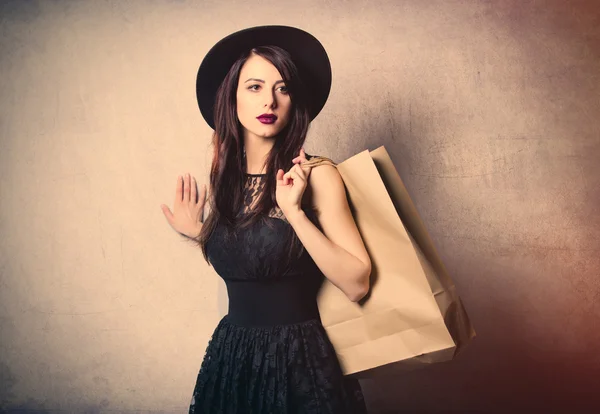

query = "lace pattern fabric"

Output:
[[242, 174, 288, 222], [189, 317, 366, 414]]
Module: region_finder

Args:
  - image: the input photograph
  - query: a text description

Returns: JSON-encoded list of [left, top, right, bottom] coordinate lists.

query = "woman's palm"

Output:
[[161, 173, 206, 239]]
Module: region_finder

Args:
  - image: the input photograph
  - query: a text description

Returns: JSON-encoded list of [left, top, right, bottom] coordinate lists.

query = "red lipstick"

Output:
[[257, 113, 277, 124]]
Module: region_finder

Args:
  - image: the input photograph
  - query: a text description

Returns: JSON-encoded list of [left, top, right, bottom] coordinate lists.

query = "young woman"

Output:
[[161, 25, 371, 413]]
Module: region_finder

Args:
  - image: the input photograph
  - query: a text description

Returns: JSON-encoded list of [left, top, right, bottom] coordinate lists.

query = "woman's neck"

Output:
[[243, 139, 274, 175]]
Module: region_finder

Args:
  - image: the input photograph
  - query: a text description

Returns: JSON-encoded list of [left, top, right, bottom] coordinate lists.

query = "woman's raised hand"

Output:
[[292, 148, 308, 166], [161, 173, 206, 239], [276, 148, 312, 218]]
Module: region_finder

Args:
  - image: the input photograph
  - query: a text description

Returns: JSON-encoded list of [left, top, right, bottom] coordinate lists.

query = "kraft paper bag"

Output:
[[300, 146, 475, 378]]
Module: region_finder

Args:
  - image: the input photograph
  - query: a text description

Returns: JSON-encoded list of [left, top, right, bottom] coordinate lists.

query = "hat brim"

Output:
[[196, 25, 332, 130]]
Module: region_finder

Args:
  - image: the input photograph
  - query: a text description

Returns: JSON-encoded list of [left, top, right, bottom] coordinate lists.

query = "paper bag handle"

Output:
[[302, 154, 338, 169]]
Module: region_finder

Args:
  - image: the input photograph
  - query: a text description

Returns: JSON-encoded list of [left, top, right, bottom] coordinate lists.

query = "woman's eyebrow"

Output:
[[244, 78, 285, 84]]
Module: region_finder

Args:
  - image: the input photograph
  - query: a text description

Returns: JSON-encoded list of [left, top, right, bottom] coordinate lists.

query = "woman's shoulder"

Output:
[[302, 153, 341, 213]]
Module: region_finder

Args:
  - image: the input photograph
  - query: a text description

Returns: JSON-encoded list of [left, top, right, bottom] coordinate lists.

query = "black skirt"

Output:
[[189, 315, 367, 414]]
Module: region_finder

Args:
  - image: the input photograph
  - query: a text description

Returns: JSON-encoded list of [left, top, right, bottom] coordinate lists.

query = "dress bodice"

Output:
[[205, 173, 323, 287]]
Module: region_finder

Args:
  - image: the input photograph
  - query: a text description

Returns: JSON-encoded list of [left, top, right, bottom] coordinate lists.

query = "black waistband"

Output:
[[224, 277, 321, 327]]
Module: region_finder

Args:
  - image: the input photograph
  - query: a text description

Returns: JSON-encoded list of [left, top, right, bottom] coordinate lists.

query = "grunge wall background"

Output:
[[1, 0, 599, 412]]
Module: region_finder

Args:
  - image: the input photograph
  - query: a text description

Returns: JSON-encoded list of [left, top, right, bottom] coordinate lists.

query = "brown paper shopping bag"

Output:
[[302, 146, 475, 378]]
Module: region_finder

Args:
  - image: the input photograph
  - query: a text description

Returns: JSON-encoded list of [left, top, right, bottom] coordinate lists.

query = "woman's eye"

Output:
[[247, 84, 288, 93]]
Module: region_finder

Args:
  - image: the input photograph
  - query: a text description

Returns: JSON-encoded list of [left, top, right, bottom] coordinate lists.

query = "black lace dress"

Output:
[[188, 172, 368, 414]]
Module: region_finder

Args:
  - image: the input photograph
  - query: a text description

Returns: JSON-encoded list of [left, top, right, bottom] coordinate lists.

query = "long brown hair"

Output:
[[193, 45, 312, 267]]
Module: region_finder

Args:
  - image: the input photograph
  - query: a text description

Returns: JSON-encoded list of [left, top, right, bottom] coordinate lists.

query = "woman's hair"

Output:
[[193, 45, 312, 267]]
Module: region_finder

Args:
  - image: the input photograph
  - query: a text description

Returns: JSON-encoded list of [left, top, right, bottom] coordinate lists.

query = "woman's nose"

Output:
[[264, 91, 277, 108]]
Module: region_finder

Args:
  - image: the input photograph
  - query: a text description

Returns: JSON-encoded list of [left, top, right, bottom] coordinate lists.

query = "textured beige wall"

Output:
[[1, 0, 599, 413]]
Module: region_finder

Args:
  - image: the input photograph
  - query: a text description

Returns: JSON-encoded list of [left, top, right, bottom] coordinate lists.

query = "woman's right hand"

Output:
[[161, 173, 207, 239]]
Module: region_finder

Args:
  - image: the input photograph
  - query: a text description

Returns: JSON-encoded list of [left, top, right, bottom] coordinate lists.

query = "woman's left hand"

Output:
[[276, 148, 312, 218]]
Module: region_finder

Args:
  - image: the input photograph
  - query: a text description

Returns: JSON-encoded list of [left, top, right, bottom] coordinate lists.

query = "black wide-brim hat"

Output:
[[196, 25, 332, 130]]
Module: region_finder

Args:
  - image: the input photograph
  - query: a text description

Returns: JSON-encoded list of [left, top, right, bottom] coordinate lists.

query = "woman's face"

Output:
[[236, 54, 292, 140]]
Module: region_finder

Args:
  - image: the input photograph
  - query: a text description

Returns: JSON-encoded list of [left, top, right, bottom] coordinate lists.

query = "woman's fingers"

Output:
[[175, 175, 183, 203], [199, 183, 206, 208], [201, 183, 207, 207], [161, 204, 175, 225], [173, 173, 205, 207], [191, 176, 197, 204], [183, 174, 190, 203], [294, 164, 305, 178], [292, 148, 307, 163], [292, 166, 305, 181], [285, 165, 300, 178], [284, 170, 303, 186], [283, 164, 306, 183], [164, 174, 206, 237]]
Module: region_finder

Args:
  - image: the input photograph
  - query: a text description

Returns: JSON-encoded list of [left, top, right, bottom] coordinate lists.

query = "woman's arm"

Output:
[[286, 164, 371, 302]]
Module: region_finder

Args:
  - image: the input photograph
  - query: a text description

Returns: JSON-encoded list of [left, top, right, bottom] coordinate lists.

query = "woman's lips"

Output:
[[256, 114, 277, 124], [257, 116, 276, 124]]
